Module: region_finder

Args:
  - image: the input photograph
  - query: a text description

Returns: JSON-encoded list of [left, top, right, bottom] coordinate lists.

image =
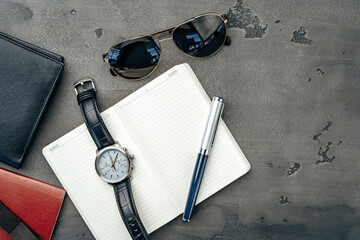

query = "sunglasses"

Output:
[[102, 12, 231, 80]]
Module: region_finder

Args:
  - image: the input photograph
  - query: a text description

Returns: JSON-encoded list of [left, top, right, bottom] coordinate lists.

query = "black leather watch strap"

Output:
[[114, 179, 150, 240], [74, 79, 115, 150], [74, 78, 149, 239]]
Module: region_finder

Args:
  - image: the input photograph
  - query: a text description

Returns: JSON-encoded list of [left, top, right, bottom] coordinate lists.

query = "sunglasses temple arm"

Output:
[[219, 14, 231, 46], [221, 13, 229, 23], [102, 51, 108, 62]]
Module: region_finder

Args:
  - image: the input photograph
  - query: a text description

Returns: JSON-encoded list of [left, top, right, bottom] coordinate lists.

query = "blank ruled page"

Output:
[[115, 63, 251, 213], [43, 108, 177, 240]]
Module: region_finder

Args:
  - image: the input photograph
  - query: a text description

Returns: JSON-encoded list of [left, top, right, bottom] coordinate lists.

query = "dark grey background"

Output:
[[1, 0, 360, 239]]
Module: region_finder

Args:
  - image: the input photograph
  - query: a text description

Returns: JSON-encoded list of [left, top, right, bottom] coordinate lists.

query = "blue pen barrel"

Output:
[[183, 96, 224, 222], [183, 153, 209, 221]]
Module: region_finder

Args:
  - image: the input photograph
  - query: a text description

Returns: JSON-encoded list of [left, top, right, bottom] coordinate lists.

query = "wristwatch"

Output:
[[73, 77, 150, 240]]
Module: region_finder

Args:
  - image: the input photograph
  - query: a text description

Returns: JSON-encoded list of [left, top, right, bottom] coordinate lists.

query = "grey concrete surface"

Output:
[[1, 0, 360, 239]]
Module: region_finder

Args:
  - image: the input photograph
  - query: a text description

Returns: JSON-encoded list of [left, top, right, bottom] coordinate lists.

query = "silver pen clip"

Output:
[[211, 100, 224, 147]]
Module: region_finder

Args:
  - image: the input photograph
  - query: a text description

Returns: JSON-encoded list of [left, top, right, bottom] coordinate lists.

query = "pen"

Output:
[[183, 96, 224, 222]]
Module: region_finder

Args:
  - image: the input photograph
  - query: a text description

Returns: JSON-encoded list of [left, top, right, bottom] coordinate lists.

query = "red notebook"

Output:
[[0, 227, 13, 240], [0, 168, 66, 240]]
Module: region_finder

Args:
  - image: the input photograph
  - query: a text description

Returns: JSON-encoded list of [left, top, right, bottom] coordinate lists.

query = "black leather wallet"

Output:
[[0, 32, 64, 168]]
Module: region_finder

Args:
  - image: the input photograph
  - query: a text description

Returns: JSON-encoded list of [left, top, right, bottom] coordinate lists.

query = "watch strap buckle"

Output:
[[73, 77, 96, 95]]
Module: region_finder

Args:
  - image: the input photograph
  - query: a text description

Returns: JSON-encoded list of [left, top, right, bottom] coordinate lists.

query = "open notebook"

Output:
[[42, 63, 250, 239]]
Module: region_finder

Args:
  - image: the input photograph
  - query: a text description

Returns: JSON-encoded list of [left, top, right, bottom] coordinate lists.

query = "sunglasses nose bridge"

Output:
[[159, 37, 172, 42], [152, 27, 174, 42]]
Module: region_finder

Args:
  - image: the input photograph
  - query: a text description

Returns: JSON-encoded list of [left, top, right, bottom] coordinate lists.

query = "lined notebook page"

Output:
[[114, 63, 251, 213], [43, 108, 178, 240]]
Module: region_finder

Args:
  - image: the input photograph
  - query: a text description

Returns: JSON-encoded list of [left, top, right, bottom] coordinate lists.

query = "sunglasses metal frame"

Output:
[[103, 12, 230, 80]]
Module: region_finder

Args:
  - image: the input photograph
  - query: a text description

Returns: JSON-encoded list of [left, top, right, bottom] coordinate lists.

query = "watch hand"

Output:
[[112, 153, 119, 168], [109, 153, 118, 170], [109, 152, 115, 167]]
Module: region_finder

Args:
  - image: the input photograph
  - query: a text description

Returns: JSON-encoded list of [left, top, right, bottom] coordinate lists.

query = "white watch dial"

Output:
[[96, 148, 130, 182]]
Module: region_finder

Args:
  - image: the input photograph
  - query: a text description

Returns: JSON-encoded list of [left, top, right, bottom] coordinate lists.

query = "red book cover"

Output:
[[0, 227, 13, 240], [0, 168, 65, 240]]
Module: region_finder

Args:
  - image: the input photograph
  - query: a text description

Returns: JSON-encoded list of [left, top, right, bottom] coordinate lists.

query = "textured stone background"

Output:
[[1, 0, 360, 239]]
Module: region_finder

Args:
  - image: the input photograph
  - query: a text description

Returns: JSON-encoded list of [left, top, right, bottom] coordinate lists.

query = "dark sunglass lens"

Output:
[[108, 36, 161, 80], [173, 14, 226, 57]]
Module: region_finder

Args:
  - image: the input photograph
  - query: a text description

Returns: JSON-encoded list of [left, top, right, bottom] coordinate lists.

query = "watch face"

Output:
[[95, 147, 130, 183]]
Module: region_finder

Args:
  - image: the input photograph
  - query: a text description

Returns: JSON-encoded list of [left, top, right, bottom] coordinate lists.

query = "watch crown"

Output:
[[129, 154, 134, 160], [131, 164, 134, 169]]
